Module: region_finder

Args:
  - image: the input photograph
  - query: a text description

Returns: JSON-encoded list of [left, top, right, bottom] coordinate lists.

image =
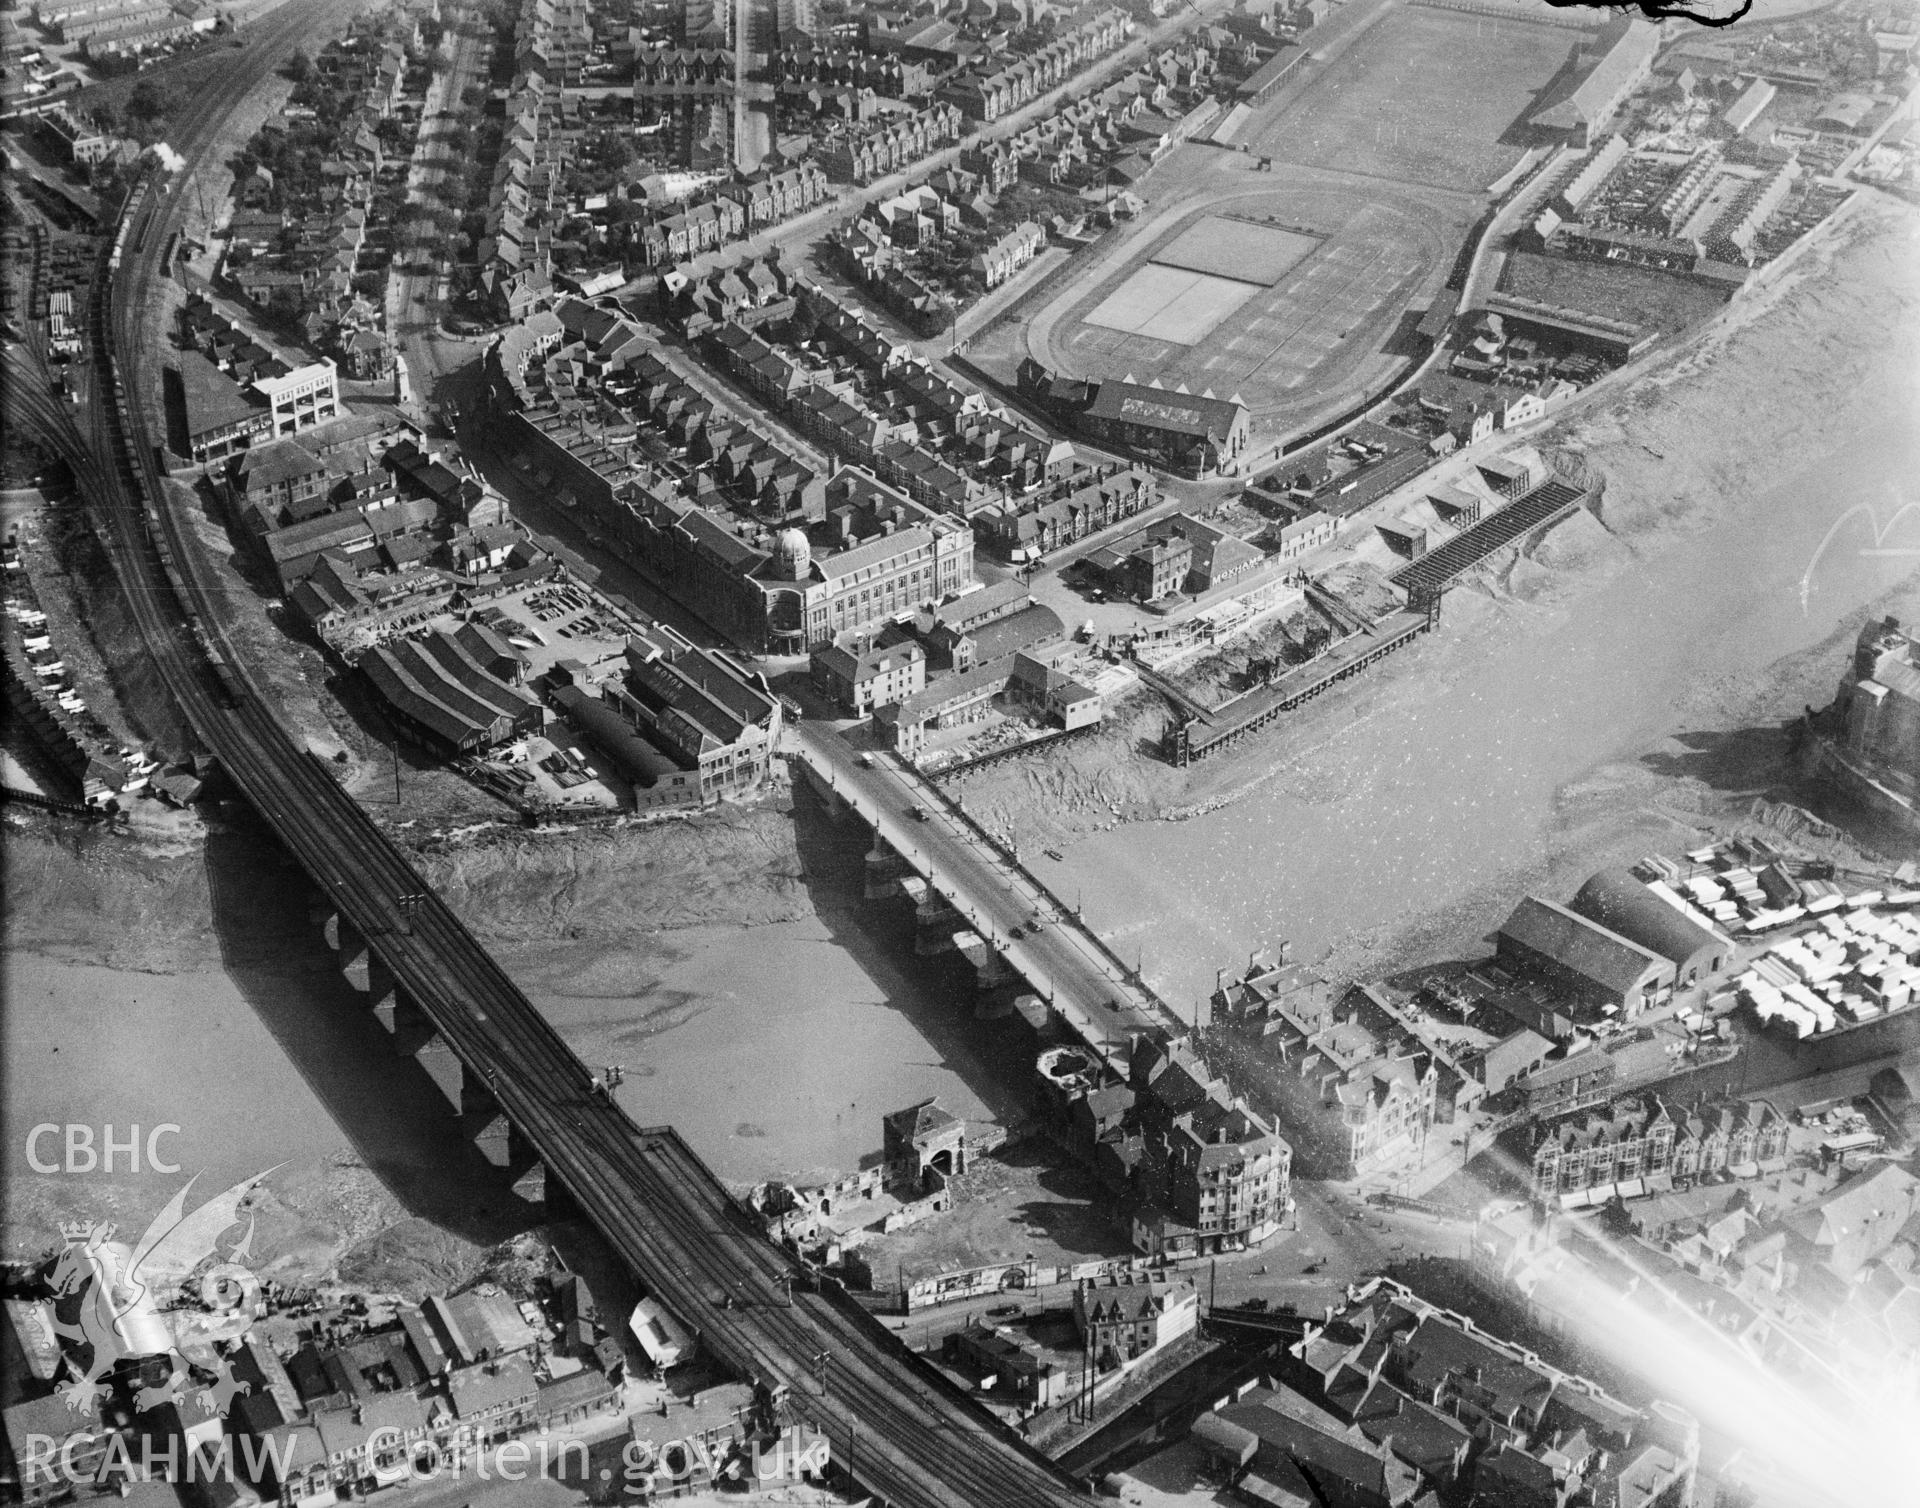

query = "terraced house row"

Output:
[[659, 252, 799, 338], [480, 298, 979, 654], [817, 101, 964, 184], [483, 4, 576, 283], [1216, 1281, 1702, 1508], [991, 60, 1183, 188], [747, 284, 1100, 509], [632, 164, 830, 266], [786, 284, 1166, 549], [773, 42, 937, 102], [1524, 1096, 1790, 1205], [224, 17, 411, 330], [937, 6, 1130, 121], [703, 319, 1014, 517], [971, 465, 1159, 560], [514, 0, 593, 85], [631, 43, 735, 102]]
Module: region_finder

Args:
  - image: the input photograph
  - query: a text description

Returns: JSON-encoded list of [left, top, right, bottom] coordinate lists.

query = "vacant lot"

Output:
[[1246, 6, 1575, 192], [1500, 251, 1727, 337], [68, 36, 259, 122]]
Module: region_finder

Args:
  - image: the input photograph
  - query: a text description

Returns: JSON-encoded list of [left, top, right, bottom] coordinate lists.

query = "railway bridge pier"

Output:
[[320, 906, 549, 1199]]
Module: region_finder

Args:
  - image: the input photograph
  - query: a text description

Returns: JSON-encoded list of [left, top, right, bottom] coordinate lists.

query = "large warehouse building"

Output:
[[1479, 292, 1661, 365], [1530, 17, 1662, 148], [1018, 361, 1253, 477]]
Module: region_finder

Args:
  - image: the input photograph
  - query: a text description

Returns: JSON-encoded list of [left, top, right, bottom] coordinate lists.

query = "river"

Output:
[[530, 908, 1037, 1189], [1058, 332, 1920, 1010], [8, 200, 1917, 1239]]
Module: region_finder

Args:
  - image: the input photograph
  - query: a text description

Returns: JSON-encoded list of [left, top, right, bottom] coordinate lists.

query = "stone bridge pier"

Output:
[[864, 843, 913, 900]]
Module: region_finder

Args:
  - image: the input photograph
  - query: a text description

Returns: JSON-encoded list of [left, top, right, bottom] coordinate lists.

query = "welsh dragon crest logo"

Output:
[[47, 1169, 278, 1419]]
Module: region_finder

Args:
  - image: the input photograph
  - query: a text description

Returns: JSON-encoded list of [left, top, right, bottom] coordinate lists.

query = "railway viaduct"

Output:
[[14, 6, 1110, 1501]]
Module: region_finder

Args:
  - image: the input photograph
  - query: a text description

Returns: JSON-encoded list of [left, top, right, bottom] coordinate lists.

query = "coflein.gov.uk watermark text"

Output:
[[19, 1427, 830, 1494]]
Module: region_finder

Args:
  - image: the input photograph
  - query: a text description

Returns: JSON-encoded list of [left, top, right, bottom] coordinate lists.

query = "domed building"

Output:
[[772, 527, 813, 581]]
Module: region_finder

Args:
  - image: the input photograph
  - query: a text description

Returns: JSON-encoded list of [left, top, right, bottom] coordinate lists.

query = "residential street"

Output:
[[388, 13, 489, 422]]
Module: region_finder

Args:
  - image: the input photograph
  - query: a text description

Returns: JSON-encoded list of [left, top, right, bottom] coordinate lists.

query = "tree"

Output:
[[601, 132, 634, 170], [923, 293, 959, 340], [285, 49, 315, 84], [127, 80, 173, 122]]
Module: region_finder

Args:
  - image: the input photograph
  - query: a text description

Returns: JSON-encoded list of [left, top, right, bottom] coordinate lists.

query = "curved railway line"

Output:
[[9, 10, 1097, 1503]]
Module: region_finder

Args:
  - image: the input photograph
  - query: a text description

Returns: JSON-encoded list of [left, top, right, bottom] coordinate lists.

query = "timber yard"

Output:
[[2, 0, 1918, 1506]]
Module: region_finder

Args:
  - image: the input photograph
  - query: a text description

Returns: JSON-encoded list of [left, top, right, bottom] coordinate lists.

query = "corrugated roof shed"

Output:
[[1499, 895, 1672, 996], [553, 684, 684, 787]]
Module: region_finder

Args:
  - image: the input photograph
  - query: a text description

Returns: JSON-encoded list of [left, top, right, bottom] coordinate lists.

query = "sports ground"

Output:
[[1083, 218, 1322, 345], [1006, 0, 1577, 441], [1240, 5, 1577, 192], [1052, 186, 1446, 424]]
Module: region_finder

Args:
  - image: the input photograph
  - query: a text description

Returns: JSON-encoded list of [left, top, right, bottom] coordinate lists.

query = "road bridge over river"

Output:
[[789, 725, 1188, 1067]]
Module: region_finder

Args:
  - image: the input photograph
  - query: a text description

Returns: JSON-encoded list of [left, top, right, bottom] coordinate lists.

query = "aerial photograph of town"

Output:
[[0, 0, 1916, 1499]]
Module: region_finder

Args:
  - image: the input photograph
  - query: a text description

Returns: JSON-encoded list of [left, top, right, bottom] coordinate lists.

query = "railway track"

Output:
[[28, 12, 1097, 1504]]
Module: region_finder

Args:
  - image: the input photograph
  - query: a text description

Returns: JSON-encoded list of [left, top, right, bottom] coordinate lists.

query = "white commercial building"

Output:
[[253, 359, 340, 437]]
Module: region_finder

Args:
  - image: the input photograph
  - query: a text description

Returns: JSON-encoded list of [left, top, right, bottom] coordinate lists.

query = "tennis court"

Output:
[[1152, 216, 1321, 285], [1083, 264, 1262, 346]]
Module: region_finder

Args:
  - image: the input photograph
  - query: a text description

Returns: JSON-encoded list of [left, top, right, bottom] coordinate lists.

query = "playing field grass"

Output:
[[1499, 251, 1725, 337], [1057, 191, 1442, 421], [1244, 6, 1574, 192], [1084, 264, 1262, 346], [1152, 217, 1321, 285]]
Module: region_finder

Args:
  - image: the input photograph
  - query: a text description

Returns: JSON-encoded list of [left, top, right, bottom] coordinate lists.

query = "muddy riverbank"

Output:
[[420, 792, 1044, 1186], [5, 194, 1915, 1294], [961, 196, 1920, 1003], [3, 783, 1046, 1277]]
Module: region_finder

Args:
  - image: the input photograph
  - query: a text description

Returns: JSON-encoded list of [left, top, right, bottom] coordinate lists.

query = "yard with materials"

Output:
[[854, 1139, 1127, 1280]]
